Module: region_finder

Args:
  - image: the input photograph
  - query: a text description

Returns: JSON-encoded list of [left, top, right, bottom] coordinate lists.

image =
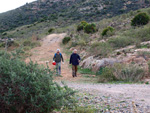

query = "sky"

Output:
[[0, 0, 37, 13]]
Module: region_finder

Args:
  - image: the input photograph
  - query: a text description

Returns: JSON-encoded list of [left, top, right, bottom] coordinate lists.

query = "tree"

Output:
[[84, 23, 97, 34], [101, 26, 114, 37], [77, 21, 88, 31], [131, 12, 150, 26]]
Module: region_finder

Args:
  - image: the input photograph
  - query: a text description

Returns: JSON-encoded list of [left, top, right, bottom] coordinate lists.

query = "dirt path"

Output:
[[26, 33, 75, 80]]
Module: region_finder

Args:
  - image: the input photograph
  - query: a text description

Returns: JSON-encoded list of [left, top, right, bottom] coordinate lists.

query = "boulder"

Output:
[[80, 56, 95, 69], [80, 56, 120, 72], [92, 58, 120, 72]]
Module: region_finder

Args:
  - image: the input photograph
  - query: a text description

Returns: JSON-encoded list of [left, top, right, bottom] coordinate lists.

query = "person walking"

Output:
[[53, 49, 64, 76], [69, 49, 81, 77]]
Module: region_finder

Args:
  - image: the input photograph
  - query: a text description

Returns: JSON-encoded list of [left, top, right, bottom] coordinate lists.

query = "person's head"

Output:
[[56, 49, 60, 54], [73, 49, 77, 54]]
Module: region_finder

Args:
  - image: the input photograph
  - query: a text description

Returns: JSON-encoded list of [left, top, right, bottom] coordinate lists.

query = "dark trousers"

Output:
[[72, 65, 78, 77]]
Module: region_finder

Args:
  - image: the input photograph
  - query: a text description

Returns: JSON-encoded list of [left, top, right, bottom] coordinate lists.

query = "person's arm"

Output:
[[69, 55, 72, 64], [53, 54, 56, 62], [61, 54, 64, 62]]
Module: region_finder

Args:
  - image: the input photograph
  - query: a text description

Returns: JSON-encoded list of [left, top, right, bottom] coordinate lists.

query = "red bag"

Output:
[[52, 62, 56, 65]]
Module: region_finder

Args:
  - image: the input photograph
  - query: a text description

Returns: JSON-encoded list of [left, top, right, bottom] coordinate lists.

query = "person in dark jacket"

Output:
[[53, 49, 64, 76], [69, 49, 81, 77]]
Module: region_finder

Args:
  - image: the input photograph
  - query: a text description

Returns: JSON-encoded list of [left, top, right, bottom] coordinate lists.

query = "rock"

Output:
[[80, 56, 95, 69], [92, 58, 120, 72], [80, 51, 87, 59]]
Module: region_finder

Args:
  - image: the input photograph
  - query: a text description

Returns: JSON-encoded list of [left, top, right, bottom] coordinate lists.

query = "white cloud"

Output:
[[0, 0, 37, 13]]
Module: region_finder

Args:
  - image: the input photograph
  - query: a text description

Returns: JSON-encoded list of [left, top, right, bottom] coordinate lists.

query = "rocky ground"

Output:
[[64, 82, 150, 113]]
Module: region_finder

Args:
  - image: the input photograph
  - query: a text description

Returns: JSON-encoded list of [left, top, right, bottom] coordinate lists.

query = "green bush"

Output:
[[97, 67, 117, 83], [84, 23, 97, 34], [48, 28, 54, 34], [131, 12, 150, 26], [62, 37, 71, 44], [23, 40, 31, 46], [0, 42, 5, 47], [113, 64, 145, 82], [77, 21, 88, 31], [0, 56, 75, 113], [101, 26, 114, 37], [108, 36, 134, 48], [12, 40, 20, 47], [2, 32, 7, 36], [97, 64, 145, 82], [0, 50, 11, 59]]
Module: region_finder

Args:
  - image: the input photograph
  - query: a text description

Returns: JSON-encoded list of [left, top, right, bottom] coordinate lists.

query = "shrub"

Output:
[[31, 41, 41, 47], [2, 32, 7, 36], [0, 56, 75, 113], [48, 28, 54, 34], [0, 42, 5, 47], [114, 64, 145, 82], [101, 26, 114, 37], [23, 40, 31, 46], [108, 36, 134, 48], [12, 40, 20, 47], [97, 67, 117, 82], [131, 12, 150, 26], [84, 23, 97, 34], [0, 50, 11, 59], [62, 37, 71, 44], [97, 64, 145, 82], [78, 39, 86, 46], [77, 21, 88, 31]]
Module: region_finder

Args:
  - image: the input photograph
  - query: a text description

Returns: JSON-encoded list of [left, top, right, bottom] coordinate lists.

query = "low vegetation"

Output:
[[131, 12, 149, 26], [48, 28, 55, 34], [91, 42, 112, 58], [77, 21, 97, 34], [84, 23, 97, 34], [62, 37, 71, 44], [101, 26, 114, 37], [0, 52, 75, 113], [97, 64, 145, 83]]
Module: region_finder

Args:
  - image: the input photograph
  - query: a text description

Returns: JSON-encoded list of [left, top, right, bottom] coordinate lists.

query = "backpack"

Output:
[[54, 53, 62, 57]]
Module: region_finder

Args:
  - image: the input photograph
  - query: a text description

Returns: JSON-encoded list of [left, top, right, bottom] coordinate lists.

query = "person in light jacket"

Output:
[[53, 49, 64, 76]]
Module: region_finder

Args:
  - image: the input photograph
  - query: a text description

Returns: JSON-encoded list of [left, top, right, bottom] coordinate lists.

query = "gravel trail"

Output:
[[64, 82, 150, 112]]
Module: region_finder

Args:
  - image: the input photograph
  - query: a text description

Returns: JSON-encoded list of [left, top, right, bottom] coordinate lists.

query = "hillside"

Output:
[[0, 0, 150, 33], [1, 2, 150, 112]]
